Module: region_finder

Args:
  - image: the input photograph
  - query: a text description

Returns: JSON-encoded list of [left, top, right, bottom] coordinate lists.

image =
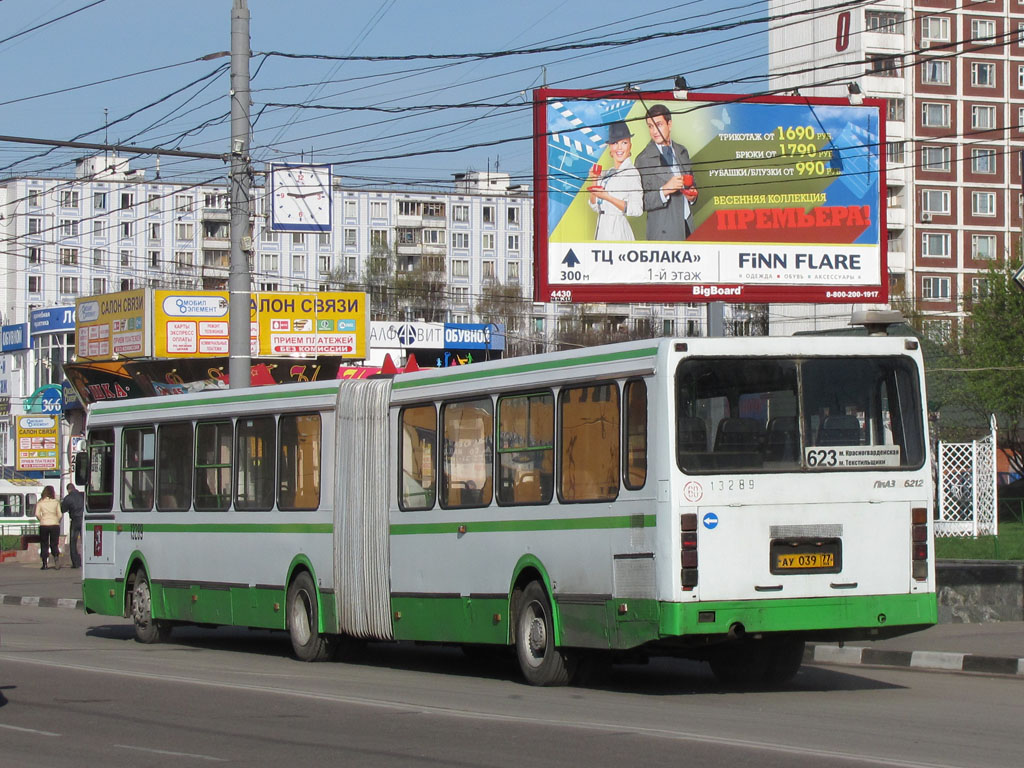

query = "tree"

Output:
[[393, 255, 448, 322], [958, 258, 1024, 473], [474, 279, 533, 355]]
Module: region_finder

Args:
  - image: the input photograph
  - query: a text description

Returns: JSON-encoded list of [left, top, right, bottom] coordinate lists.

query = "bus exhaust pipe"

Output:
[[728, 622, 745, 640]]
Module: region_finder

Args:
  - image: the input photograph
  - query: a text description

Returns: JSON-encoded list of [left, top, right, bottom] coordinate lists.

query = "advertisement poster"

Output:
[[534, 89, 885, 304], [16, 414, 60, 472], [75, 290, 149, 361]]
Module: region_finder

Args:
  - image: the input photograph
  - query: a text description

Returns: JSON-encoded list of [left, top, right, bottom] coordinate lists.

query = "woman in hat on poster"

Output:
[[587, 120, 643, 241]]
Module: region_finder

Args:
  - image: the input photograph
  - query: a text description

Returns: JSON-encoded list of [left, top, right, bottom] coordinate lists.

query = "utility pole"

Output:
[[229, 0, 252, 388]]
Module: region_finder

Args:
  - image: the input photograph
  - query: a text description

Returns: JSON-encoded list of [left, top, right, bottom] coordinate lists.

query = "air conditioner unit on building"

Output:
[[921, 212, 932, 222]]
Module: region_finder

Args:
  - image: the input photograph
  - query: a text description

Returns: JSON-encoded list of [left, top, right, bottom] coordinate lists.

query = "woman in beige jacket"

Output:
[[34, 485, 62, 570]]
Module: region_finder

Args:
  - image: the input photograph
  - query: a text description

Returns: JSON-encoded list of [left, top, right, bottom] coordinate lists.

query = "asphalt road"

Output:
[[1, 606, 1021, 768]]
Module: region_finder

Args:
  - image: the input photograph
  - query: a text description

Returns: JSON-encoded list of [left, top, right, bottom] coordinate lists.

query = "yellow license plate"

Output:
[[775, 552, 835, 570]]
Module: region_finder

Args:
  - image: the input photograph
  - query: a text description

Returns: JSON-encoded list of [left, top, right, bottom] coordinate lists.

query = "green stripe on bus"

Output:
[[84, 522, 332, 534], [390, 514, 655, 535], [93, 385, 341, 416], [392, 346, 659, 390]]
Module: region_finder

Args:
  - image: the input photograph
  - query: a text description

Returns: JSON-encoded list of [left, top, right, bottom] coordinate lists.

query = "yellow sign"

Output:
[[152, 290, 367, 359], [16, 415, 60, 472], [75, 290, 149, 361]]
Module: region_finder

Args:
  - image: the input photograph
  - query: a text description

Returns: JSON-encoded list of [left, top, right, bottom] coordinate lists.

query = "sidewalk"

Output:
[[1, 558, 1022, 677]]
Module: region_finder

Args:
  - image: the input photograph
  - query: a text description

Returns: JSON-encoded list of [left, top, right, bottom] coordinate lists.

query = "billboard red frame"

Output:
[[533, 88, 887, 304]]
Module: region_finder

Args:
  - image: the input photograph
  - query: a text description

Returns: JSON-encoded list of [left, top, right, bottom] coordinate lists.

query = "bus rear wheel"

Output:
[[513, 580, 576, 686], [131, 573, 171, 644], [286, 571, 336, 662]]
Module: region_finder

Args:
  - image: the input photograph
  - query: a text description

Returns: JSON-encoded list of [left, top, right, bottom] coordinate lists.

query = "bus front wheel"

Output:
[[513, 581, 576, 686], [286, 571, 336, 662], [131, 573, 171, 644]]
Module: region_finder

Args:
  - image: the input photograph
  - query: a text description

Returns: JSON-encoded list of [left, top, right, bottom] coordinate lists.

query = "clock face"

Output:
[[271, 164, 332, 232]]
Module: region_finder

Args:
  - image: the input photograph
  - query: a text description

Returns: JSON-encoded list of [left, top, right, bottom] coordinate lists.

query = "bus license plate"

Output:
[[776, 552, 834, 570]]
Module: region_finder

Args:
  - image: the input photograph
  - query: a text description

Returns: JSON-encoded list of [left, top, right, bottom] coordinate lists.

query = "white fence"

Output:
[[936, 415, 998, 538]]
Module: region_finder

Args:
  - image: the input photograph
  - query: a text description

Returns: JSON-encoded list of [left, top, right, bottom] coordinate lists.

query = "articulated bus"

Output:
[[78, 334, 936, 686]]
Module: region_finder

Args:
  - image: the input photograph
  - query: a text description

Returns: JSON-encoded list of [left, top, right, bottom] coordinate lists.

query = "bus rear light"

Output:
[[911, 507, 929, 581], [681, 513, 698, 589], [913, 543, 928, 561], [681, 531, 697, 549], [680, 513, 698, 531], [912, 507, 927, 525], [912, 526, 927, 543], [912, 561, 927, 580], [680, 568, 698, 588], [682, 550, 698, 568]]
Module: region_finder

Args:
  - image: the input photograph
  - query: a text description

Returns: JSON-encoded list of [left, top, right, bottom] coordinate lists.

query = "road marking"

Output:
[[0, 653, 977, 768], [115, 744, 226, 762], [0, 723, 60, 737]]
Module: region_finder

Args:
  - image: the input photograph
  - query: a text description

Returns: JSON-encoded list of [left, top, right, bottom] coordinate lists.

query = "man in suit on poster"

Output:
[[635, 104, 699, 240]]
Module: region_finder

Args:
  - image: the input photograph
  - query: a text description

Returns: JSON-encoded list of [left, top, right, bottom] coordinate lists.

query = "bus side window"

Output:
[[496, 392, 554, 506], [441, 398, 493, 509], [195, 421, 232, 511], [399, 405, 437, 511], [623, 379, 647, 490], [157, 422, 193, 511], [560, 383, 620, 503], [86, 429, 115, 512], [278, 414, 321, 511]]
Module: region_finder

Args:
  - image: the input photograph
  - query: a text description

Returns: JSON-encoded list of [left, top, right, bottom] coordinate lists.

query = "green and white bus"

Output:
[[79, 333, 936, 685]]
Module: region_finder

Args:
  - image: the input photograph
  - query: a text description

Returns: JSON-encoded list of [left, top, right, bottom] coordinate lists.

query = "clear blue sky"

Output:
[[0, 0, 769, 189]]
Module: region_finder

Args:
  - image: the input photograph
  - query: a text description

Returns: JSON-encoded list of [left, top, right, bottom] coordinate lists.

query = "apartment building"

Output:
[[769, 0, 1024, 340]]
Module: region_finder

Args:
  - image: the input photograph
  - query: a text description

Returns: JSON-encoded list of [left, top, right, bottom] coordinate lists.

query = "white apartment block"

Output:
[[2, 156, 708, 348], [769, 0, 1024, 341]]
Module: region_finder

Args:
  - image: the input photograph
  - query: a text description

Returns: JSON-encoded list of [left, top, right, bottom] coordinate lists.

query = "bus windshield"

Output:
[[676, 356, 925, 473]]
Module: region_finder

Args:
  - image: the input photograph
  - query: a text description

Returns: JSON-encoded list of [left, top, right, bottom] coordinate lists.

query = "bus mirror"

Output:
[[73, 452, 89, 487]]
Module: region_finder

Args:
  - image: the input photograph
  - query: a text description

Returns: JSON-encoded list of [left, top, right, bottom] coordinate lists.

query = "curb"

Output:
[[1, 594, 83, 610], [807, 644, 1024, 677]]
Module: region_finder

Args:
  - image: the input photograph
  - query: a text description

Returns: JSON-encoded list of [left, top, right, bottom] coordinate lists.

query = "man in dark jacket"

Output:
[[61, 484, 85, 569]]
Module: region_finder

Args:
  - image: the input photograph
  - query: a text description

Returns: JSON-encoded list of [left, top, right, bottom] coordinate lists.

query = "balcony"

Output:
[[202, 206, 230, 222], [861, 75, 906, 96], [395, 214, 423, 228], [886, 207, 906, 228], [885, 120, 905, 140], [886, 250, 906, 273], [863, 31, 904, 53]]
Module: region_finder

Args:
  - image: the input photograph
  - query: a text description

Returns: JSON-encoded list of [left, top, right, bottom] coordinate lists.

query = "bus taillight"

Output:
[[681, 513, 698, 590], [911, 506, 928, 581]]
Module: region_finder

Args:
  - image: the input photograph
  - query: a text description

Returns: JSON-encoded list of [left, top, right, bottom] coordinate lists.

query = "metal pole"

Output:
[[229, 0, 252, 389]]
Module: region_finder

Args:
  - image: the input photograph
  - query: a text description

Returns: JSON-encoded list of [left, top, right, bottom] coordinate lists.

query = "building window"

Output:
[[59, 219, 79, 238], [175, 194, 193, 213], [452, 231, 469, 249], [922, 102, 950, 127], [121, 249, 131, 267], [318, 254, 331, 273], [971, 147, 996, 173], [344, 228, 357, 247], [921, 232, 950, 257], [887, 141, 905, 164], [921, 276, 951, 300], [292, 253, 306, 273], [370, 229, 388, 248], [482, 233, 495, 250], [921, 16, 949, 42], [345, 256, 358, 276], [971, 105, 996, 130], [291, 232, 305, 246], [921, 145, 951, 171], [923, 319, 952, 343], [507, 234, 520, 251], [28, 246, 41, 264], [452, 286, 470, 305], [262, 253, 278, 272], [120, 192, 134, 211], [59, 276, 79, 295], [451, 258, 469, 278], [93, 278, 107, 294], [921, 189, 950, 214], [149, 222, 161, 241], [60, 190, 80, 207], [452, 204, 469, 223], [121, 221, 133, 239], [60, 247, 79, 266], [972, 234, 997, 259], [344, 199, 357, 219], [867, 55, 900, 77], [866, 10, 902, 32], [174, 251, 194, 268], [318, 232, 330, 248], [93, 249, 103, 266], [482, 205, 495, 225], [921, 59, 949, 84], [482, 260, 495, 280], [971, 19, 996, 42], [422, 228, 445, 245], [93, 192, 107, 210], [27, 190, 41, 207], [28, 217, 42, 234], [507, 261, 521, 284], [149, 250, 160, 267], [398, 200, 421, 216], [972, 191, 996, 215], [93, 221, 105, 236], [370, 201, 387, 219], [28, 276, 41, 293], [147, 194, 161, 213], [971, 62, 996, 87], [507, 207, 520, 226], [424, 202, 445, 218], [887, 98, 905, 122], [972, 277, 991, 298]]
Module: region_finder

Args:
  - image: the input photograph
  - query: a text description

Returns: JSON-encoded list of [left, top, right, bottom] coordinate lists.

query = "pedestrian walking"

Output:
[[34, 486, 61, 570], [61, 483, 85, 569]]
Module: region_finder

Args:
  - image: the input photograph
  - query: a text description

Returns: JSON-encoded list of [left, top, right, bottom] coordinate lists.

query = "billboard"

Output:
[[16, 414, 60, 472], [75, 290, 149, 360], [534, 89, 885, 304]]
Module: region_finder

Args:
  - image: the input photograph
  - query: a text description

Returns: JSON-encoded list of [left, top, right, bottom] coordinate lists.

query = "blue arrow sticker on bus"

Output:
[[702, 512, 719, 530]]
